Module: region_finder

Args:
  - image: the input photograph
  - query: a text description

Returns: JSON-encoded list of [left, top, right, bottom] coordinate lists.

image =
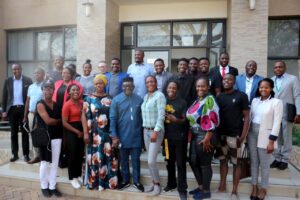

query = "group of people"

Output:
[[1, 50, 300, 200]]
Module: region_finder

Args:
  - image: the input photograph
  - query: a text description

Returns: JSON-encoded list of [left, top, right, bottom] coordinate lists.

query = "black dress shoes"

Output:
[[277, 162, 288, 170], [270, 160, 280, 168], [10, 155, 19, 162], [24, 155, 30, 162]]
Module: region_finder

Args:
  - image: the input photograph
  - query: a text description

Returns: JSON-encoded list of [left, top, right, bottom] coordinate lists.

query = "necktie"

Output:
[[222, 67, 225, 78]]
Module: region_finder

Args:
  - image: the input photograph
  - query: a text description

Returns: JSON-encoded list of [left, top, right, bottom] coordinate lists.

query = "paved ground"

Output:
[[0, 185, 101, 200]]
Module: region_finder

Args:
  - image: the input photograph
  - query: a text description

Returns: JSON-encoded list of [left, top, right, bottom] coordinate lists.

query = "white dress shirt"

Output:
[[219, 65, 229, 76], [245, 76, 254, 102], [252, 96, 271, 124], [13, 76, 24, 106]]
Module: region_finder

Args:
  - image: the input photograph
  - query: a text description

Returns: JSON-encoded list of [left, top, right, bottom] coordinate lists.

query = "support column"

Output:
[[227, 0, 268, 77], [77, 0, 119, 74]]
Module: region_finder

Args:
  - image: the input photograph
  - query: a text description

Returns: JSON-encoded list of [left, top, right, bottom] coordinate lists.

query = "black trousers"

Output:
[[166, 139, 188, 193], [189, 129, 217, 191], [66, 122, 84, 180], [8, 106, 29, 156]]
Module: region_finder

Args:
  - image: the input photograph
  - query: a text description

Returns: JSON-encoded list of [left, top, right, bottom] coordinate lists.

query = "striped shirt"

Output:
[[141, 90, 166, 132]]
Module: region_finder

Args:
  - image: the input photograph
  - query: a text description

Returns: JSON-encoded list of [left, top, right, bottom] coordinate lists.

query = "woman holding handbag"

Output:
[[36, 80, 63, 198], [248, 78, 283, 200]]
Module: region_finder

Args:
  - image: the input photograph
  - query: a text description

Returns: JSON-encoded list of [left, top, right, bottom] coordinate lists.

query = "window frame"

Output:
[[6, 26, 77, 76], [120, 19, 226, 71]]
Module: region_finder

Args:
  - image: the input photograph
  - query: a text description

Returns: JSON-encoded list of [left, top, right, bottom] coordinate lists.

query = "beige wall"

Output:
[[2, 0, 77, 29], [105, 0, 120, 70], [77, 0, 106, 75], [0, 1, 6, 97], [119, 0, 227, 22], [227, 0, 269, 77], [269, 0, 300, 17]]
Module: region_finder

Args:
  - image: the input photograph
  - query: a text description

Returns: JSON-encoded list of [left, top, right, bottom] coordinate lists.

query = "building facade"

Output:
[[0, 0, 299, 100]]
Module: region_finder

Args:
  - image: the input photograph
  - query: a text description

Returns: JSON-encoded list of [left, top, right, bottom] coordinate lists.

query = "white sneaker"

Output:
[[98, 185, 104, 191], [144, 184, 154, 193], [70, 179, 80, 189], [151, 185, 161, 196], [75, 177, 82, 185]]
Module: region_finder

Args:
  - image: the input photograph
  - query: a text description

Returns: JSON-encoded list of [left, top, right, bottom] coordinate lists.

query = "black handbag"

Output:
[[31, 127, 50, 147], [239, 143, 251, 180], [30, 113, 50, 148], [286, 103, 296, 122]]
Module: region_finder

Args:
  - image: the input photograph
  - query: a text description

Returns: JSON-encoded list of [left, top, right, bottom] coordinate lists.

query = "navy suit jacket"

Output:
[[234, 73, 264, 104], [105, 72, 129, 95]]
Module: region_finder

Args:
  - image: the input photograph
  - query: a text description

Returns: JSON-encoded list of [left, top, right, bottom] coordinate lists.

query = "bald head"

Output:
[[245, 60, 257, 78]]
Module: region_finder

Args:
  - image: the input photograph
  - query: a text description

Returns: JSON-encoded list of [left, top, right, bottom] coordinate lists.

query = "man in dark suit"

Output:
[[2, 63, 33, 162], [154, 58, 173, 96], [210, 53, 238, 91]]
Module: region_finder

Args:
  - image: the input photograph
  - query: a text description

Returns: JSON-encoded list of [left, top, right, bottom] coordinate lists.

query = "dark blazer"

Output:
[[105, 72, 129, 95], [156, 71, 174, 95], [210, 65, 239, 78], [2, 75, 32, 114], [210, 65, 239, 92], [234, 73, 264, 104]]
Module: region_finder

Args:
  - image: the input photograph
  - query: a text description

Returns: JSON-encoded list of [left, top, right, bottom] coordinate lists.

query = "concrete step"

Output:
[[4, 159, 299, 198], [0, 162, 299, 199], [8, 151, 292, 180]]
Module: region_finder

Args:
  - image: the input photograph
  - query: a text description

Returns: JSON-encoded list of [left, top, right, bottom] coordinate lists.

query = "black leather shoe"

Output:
[[24, 155, 30, 162], [250, 195, 257, 200], [41, 188, 51, 198], [10, 155, 19, 162], [49, 189, 62, 197], [270, 160, 280, 168], [278, 162, 288, 170]]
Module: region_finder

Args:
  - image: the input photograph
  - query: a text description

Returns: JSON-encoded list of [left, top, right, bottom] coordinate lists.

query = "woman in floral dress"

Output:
[[82, 74, 118, 191], [187, 77, 219, 200]]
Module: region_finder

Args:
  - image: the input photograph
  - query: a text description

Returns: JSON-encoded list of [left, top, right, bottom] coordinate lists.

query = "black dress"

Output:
[[37, 100, 62, 162]]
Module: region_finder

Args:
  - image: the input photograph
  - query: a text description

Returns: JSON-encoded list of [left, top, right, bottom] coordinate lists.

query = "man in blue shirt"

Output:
[[127, 50, 154, 99], [23, 67, 45, 164], [110, 77, 144, 192]]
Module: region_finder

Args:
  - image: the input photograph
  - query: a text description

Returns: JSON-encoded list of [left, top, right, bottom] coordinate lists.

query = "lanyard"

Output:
[[275, 78, 283, 92]]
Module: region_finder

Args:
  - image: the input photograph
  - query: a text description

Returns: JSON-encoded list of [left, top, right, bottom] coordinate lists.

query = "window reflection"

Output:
[[173, 22, 207, 46], [212, 23, 223, 46], [138, 23, 170, 47]]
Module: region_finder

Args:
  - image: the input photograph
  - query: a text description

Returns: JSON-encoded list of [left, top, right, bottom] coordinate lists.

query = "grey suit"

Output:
[[272, 73, 300, 163], [155, 71, 174, 95]]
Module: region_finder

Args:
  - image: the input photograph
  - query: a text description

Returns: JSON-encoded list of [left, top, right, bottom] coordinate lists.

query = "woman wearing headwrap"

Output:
[[81, 74, 118, 191]]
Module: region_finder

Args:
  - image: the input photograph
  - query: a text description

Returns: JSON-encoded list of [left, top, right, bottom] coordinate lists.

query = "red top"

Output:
[[62, 99, 83, 122], [52, 80, 83, 105]]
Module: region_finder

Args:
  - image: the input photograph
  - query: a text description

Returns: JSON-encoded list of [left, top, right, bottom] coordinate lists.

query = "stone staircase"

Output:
[[0, 150, 300, 200]]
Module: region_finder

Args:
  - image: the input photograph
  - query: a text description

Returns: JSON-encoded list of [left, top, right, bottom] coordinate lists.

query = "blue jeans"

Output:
[[120, 147, 141, 184]]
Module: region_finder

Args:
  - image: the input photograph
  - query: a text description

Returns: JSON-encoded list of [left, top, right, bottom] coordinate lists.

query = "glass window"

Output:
[[7, 27, 77, 79], [121, 49, 135, 73], [137, 23, 170, 47], [267, 59, 300, 78], [64, 27, 77, 60], [268, 20, 299, 57], [173, 22, 207, 47], [211, 22, 224, 46], [8, 31, 34, 61], [209, 48, 225, 67], [123, 25, 134, 46]]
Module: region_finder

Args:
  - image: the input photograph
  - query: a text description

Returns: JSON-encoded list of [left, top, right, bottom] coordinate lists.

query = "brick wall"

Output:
[[227, 0, 269, 77]]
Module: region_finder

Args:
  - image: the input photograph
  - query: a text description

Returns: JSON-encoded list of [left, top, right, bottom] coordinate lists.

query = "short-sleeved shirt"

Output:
[[62, 99, 83, 122], [197, 72, 222, 96], [216, 90, 249, 137], [27, 82, 44, 112], [165, 97, 188, 140]]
